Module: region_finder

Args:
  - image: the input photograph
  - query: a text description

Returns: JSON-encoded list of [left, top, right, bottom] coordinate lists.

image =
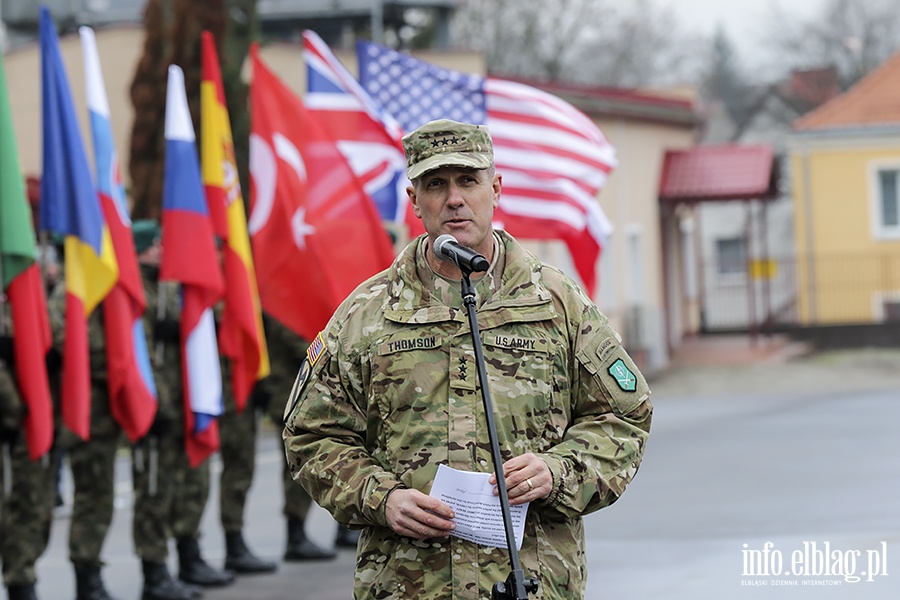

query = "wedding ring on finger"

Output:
[[525, 478, 534, 491]]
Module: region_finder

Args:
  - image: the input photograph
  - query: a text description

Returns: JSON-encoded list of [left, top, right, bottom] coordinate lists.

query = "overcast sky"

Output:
[[656, 0, 826, 67]]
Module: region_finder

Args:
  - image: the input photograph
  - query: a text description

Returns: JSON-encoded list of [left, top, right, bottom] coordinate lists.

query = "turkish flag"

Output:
[[248, 47, 395, 341]]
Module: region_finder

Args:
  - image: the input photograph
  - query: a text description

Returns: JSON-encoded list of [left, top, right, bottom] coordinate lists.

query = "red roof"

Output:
[[658, 144, 777, 202], [503, 77, 698, 128], [788, 67, 840, 108], [794, 51, 900, 131]]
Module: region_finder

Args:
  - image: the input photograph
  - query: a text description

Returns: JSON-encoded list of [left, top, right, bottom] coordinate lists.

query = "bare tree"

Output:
[[763, 0, 900, 88], [572, 0, 706, 87], [128, 0, 169, 220], [128, 0, 255, 220], [450, 0, 704, 87]]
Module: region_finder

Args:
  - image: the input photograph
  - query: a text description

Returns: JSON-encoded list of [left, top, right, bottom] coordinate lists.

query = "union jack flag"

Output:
[[303, 30, 411, 226]]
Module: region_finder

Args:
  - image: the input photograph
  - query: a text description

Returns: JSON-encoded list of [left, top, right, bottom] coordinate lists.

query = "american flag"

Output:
[[357, 41, 616, 296]]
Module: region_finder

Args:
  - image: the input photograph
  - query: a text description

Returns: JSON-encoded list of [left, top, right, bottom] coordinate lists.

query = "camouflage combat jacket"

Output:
[[140, 265, 183, 424], [284, 231, 652, 600], [1, 354, 22, 433], [1, 310, 21, 431]]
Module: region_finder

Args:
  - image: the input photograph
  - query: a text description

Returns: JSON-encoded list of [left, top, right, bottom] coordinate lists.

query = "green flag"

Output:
[[0, 53, 39, 290]]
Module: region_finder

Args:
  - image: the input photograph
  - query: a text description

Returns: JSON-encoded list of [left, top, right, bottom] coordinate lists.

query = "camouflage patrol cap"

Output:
[[402, 119, 493, 180]]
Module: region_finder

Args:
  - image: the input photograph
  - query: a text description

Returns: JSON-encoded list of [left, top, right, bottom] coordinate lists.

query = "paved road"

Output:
[[32, 349, 900, 599]]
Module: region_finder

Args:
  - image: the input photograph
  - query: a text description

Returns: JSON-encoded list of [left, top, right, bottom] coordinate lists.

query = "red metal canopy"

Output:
[[658, 144, 778, 203]]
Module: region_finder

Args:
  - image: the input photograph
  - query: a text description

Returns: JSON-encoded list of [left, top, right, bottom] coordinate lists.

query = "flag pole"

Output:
[[0, 244, 5, 333], [0, 251, 12, 498], [38, 233, 55, 469], [154, 283, 167, 367], [0, 248, 7, 497], [1, 443, 10, 498], [149, 279, 168, 496]]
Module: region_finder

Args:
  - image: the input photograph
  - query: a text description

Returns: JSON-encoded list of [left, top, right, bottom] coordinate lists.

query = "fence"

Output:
[[700, 252, 900, 331]]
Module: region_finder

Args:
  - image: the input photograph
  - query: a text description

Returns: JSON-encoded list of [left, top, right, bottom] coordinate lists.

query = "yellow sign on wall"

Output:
[[748, 259, 777, 279]]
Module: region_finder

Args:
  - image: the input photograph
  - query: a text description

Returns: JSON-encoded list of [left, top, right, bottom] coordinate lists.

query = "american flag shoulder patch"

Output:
[[307, 332, 326, 367]]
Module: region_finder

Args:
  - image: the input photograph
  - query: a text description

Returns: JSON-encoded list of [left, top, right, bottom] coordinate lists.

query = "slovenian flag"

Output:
[[201, 31, 269, 413], [39, 6, 118, 439], [160, 65, 224, 466], [80, 26, 158, 442]]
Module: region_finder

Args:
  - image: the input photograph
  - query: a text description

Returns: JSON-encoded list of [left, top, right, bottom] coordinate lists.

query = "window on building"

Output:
[[883, 299, 900, 322], [716, 238, 746, 275], [877, 169, 900, 234]]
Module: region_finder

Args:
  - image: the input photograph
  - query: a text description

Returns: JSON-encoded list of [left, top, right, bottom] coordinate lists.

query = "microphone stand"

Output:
[[458, 267, 538, 600]]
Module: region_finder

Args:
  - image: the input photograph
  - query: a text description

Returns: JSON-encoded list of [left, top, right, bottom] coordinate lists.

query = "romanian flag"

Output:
[[161, 65, 224, 467], [39, 7, 118, 440], [80, 26, 157, 442], [200, 31, 269, 413], [0, 53, 54, 460]]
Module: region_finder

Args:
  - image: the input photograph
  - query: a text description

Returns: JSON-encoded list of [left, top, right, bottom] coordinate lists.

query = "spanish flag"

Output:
[[201, 31, 269, 412], [39, 7, 118, 440]]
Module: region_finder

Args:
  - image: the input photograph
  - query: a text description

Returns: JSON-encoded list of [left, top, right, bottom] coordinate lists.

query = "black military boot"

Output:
[[176, 537, 234, 587], [224, 530, 278, 574], [284, 517, 337, 561], [334, 524, 361, 549], [141, 561, 200, 600], [6, 582, 38, 600], [73, 564, 118, 600]]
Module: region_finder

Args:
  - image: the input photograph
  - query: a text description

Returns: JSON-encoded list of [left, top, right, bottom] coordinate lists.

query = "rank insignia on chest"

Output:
[[307, 331, 326, 367], [608, 358, 637, 392]]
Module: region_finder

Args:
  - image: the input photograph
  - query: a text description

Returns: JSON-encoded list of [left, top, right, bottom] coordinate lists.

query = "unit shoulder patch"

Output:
[[607, 358, 637, 392]]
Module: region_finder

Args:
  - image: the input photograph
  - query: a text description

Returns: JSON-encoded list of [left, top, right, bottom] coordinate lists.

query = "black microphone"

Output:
[[434, 234, 490, 273]]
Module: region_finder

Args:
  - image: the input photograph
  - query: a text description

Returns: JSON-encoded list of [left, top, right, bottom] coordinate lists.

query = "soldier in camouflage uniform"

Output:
[[1, 330, 56, 600], [284, 119, 653, 599], [170, 452, 234, 588], [216, 352, 278, 574], [263, 316, 350, 560], [129, 222, 201, 600], [48, 271, 123, 600], [126, 223, 233, 591]]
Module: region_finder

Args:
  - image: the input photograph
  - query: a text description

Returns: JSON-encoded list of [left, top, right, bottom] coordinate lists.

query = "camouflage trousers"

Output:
[[280, 451, 312, 520], [66, 384, 122, 566], [0, 438, 56, 586], [219, 394, 257, 533], [267, 397, 312, 521], [170, 446, 209, 541], [131, 426, 180, 562]]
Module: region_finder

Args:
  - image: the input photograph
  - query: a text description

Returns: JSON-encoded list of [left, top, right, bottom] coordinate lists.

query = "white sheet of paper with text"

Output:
[[428, 464, 529, 550]]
